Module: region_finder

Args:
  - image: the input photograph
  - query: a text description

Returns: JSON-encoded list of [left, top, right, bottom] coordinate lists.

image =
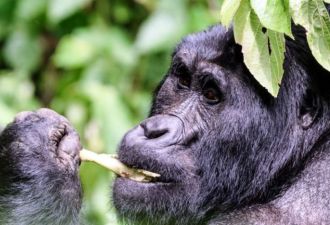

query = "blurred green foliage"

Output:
[[0, 0, 219, 224]]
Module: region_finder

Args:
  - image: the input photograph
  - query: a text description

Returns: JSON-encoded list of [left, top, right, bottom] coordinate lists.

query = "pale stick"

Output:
[[80, 149, 160, 182]]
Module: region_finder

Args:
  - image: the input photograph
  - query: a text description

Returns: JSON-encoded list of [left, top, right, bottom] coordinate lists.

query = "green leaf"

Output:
[[15, 0, 46, 21], [268, 30, 285, 87], [54, 27, 137, 70], [220, 0, 242, 27], [80, 81, 133, 152], [0, 0, 15, 38], [0, 101, 16, 125], [234, 0, 285, 96], [53, 31, 96, 69], [290, 0, 330, 71], [324, 0, 330, 3], [135, 0, 185, 54], [47, 0, 91, 24], [251, 0, 292, 36], [0, 71, 39, 125], [3, 30, 42, 72], [189, 4, 220, 31]]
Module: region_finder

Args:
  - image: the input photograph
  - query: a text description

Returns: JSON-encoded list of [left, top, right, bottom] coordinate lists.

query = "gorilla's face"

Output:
[[113, 26, 274, 225]]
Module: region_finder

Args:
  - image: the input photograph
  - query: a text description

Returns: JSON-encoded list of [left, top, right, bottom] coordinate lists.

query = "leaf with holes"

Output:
[[234, 0, 285, 96], [251, 0, 292, 36], [268, 29, 285, 88]]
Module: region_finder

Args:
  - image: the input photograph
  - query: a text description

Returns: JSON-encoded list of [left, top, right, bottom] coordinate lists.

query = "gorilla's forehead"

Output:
[[174, 25, 234, 64]]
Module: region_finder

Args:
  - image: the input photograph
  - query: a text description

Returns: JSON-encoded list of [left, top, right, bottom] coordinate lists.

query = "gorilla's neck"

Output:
[[209, 141, 330, 225]]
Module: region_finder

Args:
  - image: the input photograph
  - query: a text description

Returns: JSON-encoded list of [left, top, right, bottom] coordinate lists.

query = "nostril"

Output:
[[146, 129, 168, 139], [140, 123, 168, 139], [139, 115, 184, 145]]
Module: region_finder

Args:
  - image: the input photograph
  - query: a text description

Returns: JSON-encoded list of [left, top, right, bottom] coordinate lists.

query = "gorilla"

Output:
[[1, 12, 330, 225]]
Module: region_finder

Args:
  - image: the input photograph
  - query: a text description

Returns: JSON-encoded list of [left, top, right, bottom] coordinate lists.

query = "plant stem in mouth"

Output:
[[80, 149, 160, 182]]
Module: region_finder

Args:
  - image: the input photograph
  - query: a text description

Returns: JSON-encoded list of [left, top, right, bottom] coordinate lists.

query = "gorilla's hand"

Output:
[[0, 108, 82, 225]]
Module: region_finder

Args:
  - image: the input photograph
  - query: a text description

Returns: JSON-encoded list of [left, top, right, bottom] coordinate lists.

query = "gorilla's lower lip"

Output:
[[116, 175, 174, 185], [122, 166, 175, 183], [116, 177, 173, 186], [118, 158, 175, 183]]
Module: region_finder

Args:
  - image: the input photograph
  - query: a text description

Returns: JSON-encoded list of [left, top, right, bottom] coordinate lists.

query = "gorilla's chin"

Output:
[[113, 176, 201, 225]]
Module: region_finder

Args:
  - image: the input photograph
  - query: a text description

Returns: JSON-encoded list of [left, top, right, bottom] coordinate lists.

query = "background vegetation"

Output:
[[0, 0, 219, 224]]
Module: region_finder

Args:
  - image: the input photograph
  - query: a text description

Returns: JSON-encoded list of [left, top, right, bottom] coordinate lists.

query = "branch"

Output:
[[80, 149, 160, 182]]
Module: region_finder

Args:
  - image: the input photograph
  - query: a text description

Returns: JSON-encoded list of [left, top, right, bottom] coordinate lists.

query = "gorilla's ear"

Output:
[[299, 89, 322, 129]]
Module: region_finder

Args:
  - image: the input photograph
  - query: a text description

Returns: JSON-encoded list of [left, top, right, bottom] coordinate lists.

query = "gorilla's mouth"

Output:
[[117, 163, 164, 183], [117, 156, 180, 185], [122, 167, 174, 184], [115, 169, 176, 187], [115, 160, 170, 184], [117, 176, 171, 185], [150, 175, 174, 184]]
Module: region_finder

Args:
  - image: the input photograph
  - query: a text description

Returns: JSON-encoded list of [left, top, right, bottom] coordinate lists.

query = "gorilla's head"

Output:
[[113, 25, 330, 225]]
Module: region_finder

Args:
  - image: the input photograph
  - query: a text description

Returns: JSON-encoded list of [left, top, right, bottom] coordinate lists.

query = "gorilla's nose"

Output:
[[140, 115, 184, 147]]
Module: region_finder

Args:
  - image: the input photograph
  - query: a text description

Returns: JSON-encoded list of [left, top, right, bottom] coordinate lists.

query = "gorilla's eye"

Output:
[[174, 62, 191, 89], [201, 77, 221, 104], [203, 88, 220, 103], [178, 75, 191, 89]]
